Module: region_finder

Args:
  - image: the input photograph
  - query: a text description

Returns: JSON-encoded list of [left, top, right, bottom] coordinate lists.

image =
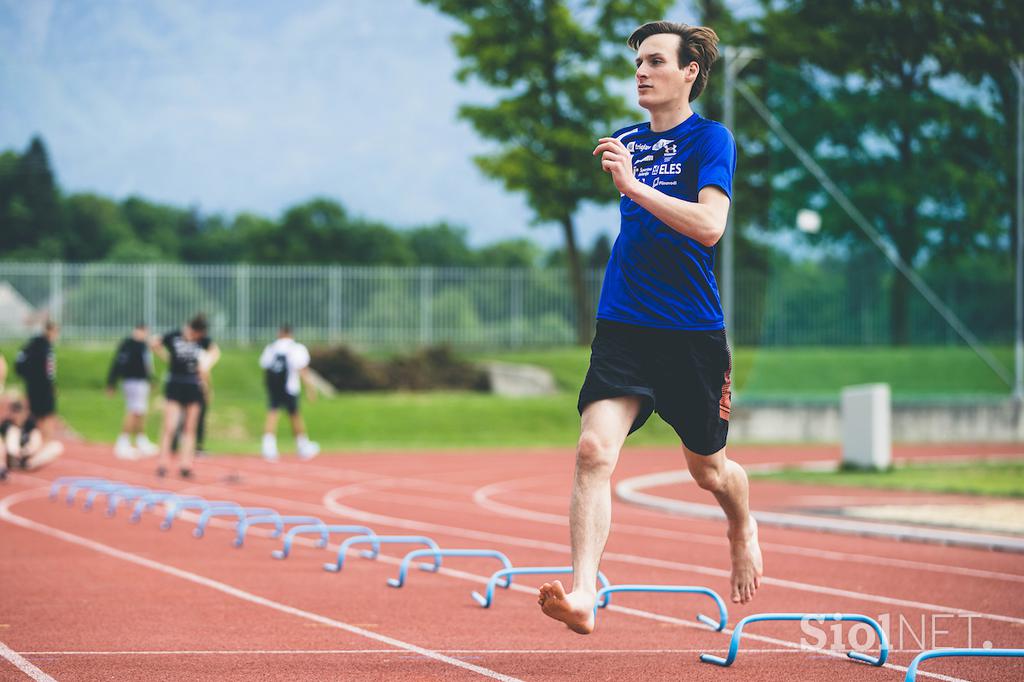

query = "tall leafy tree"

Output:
[[755, 0, 1005, 344], [419, 0, 673, 343]]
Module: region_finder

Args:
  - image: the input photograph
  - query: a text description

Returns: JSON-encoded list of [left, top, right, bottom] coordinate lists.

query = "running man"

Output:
[[152, 314, 219, 479], [259, 324, 319, 462], [538, 21, 763, 635], [106, 323, 158, 459]]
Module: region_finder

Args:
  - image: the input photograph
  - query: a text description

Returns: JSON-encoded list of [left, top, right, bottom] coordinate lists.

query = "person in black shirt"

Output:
[[14, 320, 60, 444], [106, 323, 157, 459], [151, 314, 219, 479]]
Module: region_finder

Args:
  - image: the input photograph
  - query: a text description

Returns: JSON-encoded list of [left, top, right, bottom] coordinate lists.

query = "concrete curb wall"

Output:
[[730, 400, 1023, 443]]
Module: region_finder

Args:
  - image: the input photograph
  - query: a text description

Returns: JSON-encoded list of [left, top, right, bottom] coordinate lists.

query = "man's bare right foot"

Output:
[[537, 580, 596, 634], [728, 516, 764, 604]]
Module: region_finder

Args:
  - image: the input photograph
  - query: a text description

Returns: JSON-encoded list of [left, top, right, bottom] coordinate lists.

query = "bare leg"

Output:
[[178, 403, 201, 471], [121, 412, 135, 436], [158, 401, 182, 470], [263, 410, 279, 435], [129, 413, 145, 438], [684, 445, 763, 604], [538, 396, 641, 634], [288, 412, 307, 438]]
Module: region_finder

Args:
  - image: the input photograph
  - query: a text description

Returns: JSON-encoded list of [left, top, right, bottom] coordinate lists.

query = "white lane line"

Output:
[[0, 641, 57, 681], [471, 478, 1024, 584], [19, 648, 917, 655], [321, 481, 1024, 627], [0, 488, 522, 682], [617, 469, 1024, 552], [17, 471, 966, 682]]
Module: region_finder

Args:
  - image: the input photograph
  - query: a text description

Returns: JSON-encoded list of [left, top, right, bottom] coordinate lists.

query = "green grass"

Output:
[[477, 345, 1014, 400], [751, 460, 1024, 498], [0, 343, 1013, 452]]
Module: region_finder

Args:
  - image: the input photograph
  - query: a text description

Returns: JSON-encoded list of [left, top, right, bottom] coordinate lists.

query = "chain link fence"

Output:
[[0, 261, 1011, 348]]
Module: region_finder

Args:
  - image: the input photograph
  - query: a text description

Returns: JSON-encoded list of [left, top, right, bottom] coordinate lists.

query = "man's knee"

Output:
[[689, 461, 727, 493], [576, 431, 617, 473]]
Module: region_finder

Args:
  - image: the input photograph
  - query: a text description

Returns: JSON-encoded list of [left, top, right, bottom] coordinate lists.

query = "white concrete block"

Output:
[[841, 383, 892, 470]]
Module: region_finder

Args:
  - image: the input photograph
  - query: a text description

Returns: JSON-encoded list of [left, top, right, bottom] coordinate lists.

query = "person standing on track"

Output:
[[106, 322, 158, 460], [537, 21, 763, 635], [259, 324, 319, 462], [152, 314, 219, 479], [14, 320, 63, 456]]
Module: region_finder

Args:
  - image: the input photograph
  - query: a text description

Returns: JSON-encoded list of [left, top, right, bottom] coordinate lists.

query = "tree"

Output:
[[419, 0, 673, 344], [756, 0, 1005, 344], [63, 193, 134, 261], [0, 136, 63, 256], [405, 222, 476, 266]]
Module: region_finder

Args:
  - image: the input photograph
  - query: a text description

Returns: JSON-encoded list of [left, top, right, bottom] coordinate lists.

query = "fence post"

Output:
[[49, 261, 63, 325], [329, 266, 340, 344], [420, 267, 433, 346], [511, 269, 524, 347], [237, 264, 250, 345], [144, 264, 157, 331]]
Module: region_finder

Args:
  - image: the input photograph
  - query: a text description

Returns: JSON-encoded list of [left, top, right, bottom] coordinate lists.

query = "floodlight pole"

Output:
[[721, 46, 758, 345], [1014, 57, 1024, 402]]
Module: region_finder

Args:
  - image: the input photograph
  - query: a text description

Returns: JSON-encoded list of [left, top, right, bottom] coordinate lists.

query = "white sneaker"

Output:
[[262, 451, 280, 463], [114, 438, 137, 460], [298, 441, 320, 461], [135, 438, 158, 458]]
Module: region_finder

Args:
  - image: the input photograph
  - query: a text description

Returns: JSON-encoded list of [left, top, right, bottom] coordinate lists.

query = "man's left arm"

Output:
[[594, 136, 732, 247], [625, 183, 730, 247]]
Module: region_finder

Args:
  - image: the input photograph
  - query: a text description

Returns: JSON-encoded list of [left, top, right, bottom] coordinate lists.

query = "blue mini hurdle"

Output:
[[904, 648, 1024, 681], [700, 613, 889, 667], [192, 505, 279, 538], [271, 524, 379, 560], [387, 549, 512, 588], [323, 535, 440, 573], [130, 491, 189, 523], [160, 498, 237, 530], [83, 482, 144, 512], [104, 486, 152, 517], [471, 566, 611, 608], [49, 477, 106, 502], [63, 478, 115, 506], [595, 584, 728, 632], [233, 515, 325, 547]]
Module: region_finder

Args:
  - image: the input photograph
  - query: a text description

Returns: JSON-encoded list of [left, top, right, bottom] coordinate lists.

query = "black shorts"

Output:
[[165, 381, 204, 406], [27, 383, 56, 419], [577, 320, 732, 456], [267, 389, 299, 415]]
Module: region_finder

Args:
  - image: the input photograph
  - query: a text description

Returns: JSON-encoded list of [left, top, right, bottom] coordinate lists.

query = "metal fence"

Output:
[[0, 262, 1011, 347]]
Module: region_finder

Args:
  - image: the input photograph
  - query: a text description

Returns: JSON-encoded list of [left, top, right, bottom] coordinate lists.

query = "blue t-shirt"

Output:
[[596, 112, 737, 330]]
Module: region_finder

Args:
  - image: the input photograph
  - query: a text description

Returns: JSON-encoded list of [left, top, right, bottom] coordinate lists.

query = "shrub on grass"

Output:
[[310, 344, 489, 392]]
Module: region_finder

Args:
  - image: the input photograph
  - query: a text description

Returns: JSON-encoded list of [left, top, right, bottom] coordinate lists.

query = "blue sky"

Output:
[[0, 0, 717, 249]]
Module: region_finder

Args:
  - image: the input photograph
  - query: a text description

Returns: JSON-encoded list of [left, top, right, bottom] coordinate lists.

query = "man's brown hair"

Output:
[[627, 21, 720, 102]]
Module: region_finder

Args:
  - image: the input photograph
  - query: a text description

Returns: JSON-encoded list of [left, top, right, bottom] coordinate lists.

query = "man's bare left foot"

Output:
[[537, 579, 596, 634], [728, 516, 763, 604]]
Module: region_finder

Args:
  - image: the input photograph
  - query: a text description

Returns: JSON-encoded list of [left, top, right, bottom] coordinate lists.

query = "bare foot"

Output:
[[537, 580, 596, 634], [728, 517, 764, 604]]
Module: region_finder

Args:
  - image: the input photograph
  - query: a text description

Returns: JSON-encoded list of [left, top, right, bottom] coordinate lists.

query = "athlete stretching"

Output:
[[538, 21, 763, 635]]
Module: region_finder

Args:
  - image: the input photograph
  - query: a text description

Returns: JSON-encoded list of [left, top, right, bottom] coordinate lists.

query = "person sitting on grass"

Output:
[[259, 324, 319, 462], [151, 314, 219, 479], [1, 395, 63, 473]]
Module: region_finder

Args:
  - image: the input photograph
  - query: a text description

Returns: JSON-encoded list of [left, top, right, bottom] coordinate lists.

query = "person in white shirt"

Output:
[[258, 325, 319, 462]]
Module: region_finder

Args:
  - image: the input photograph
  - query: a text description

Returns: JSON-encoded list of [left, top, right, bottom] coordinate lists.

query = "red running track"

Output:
[[1, 442, 1023, 681]]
